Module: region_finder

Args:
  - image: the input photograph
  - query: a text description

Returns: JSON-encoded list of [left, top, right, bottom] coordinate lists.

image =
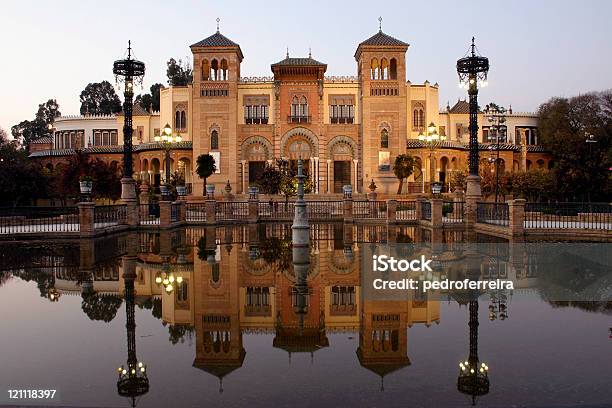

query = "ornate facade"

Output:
[[30, 26, 550, 195]]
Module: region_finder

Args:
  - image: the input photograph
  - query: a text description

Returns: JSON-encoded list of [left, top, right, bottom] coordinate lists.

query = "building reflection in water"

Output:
[[12, 223, 609, 403]]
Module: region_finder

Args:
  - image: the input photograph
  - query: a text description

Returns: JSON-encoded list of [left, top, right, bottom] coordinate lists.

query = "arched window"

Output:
[[381, 58, 389, 80], [202, 60, 210, 81], [381, 129, 389, 148], [175, 111, 181, 129], [291, 96, 299, 117], [181, 111, 186, 129], [220, 59, 228, 80], [390, 58, 397, 80], [371, 58, 379, 80], [211, 129, 219, 150], [211, 59, 219, 81], [299, 96, 308, 117], [413, 104, 425, 129]]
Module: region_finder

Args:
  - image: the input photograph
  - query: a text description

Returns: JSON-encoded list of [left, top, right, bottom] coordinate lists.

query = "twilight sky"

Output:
[[1, 0, 611, 132]]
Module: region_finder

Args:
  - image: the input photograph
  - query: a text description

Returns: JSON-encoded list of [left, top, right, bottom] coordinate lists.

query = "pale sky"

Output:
[[1, 0, 611, 132]]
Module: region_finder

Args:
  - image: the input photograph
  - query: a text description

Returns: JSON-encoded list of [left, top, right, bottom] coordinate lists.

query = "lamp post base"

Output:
[[121, 177, 137, 202], [465, 175, 481, 227]]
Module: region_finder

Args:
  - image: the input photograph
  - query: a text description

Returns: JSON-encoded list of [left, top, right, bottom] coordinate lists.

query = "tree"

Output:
[[256, 164, 282, 194], [538, 91, 612, 201], [166, 58, 193, 86], [277, 159, 313, 207], [135, 83, 163, 112], [79, 81, 122, 115], [195, 154, 216, 193], [53, 151, 121, 202], [11, 99, 61, 148], [0, 136, 50, 205], [393, 154, 415, 194]]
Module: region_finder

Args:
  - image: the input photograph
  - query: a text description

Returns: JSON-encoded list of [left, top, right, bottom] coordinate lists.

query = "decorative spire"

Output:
[[378, 16, 383, 32], [471, 36, 476, 56], [308, 47, 312, 58], [127, 40, 132, 59], [286, 47, 289, 58], [216, 17, 220, 33]]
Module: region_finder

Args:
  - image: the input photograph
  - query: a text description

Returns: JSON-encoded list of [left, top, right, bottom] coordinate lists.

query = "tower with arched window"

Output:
[[355, 28, 409, 194], [190, 26, 244, 195]]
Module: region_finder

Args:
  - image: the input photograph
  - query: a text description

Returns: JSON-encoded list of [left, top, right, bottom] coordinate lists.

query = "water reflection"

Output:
[[1, 224, 610, 407]]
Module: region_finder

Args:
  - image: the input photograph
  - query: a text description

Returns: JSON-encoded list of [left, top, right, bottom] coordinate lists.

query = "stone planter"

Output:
[[206, 184, 215, 199], [159, 185, 169, 196], [176, 185, 187, 196]]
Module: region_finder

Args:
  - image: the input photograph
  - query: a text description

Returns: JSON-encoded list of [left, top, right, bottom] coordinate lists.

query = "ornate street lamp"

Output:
[[154, 123, 182, 199], [484, 104, 507, 203], [457, 37, 489, 198], [116, 275, 149, 407], [457, 298, 490, 406], [113, 41, 145, 202], [418, 122, 447, 194]]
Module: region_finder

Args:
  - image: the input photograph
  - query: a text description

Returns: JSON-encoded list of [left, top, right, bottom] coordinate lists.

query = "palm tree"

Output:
[[393, 154, 415, 194], [195, 154, 216, 195]]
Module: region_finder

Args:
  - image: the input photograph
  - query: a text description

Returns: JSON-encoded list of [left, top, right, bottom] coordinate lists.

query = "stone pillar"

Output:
[[248, 186, 259, 224], [343, 185, 353, 223], [139, 183, 150, 205], [508, 199, 526, 237], [205, 199, 216, 225], [326, 159, 331, 193], [465, 195, 479, 228], [352, 159, 359, 193], [176, 200, 186, 224], [431, 198, 443, 228], [78, 202, 95, 238], [415, 196, 424, 221], [159, 201, 172, 228], [240, 160, 247, 194], [126, 201, 138, 228], [387, 199, 397, 224]]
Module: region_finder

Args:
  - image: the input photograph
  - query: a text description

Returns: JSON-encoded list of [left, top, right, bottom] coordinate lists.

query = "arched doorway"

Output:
[[241, 136, 273, 192], [439, 156, 449, 186], [151, 158, 161, 187], [328, 136, 357, 193], [280, 127, 319, 193]]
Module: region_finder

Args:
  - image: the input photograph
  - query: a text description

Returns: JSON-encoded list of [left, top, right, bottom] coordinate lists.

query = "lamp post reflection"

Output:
[[116, 255, 149, 407], [457, 297, 490, 405]]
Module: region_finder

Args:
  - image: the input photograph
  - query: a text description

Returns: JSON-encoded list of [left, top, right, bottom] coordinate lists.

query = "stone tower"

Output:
[[190, 26, 243, 196], [355, 26, 409, 194]]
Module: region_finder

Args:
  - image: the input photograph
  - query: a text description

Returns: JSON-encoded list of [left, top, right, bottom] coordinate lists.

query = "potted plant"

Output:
[[79, 175, 93, 194]]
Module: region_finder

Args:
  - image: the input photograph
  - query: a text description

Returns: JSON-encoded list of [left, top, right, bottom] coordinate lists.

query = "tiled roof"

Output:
[[190, 31, 244, 60], [117, 103, 151, 117], [272, 56, 326, 67], [32, 136, 53, 144], [527, 145, 549, 152], [449, 100, 470, 114], [191, 31, 240, 48], [358, 30, 408, 47], [407, 140, 521, 152], [28, 141, 193, 158]]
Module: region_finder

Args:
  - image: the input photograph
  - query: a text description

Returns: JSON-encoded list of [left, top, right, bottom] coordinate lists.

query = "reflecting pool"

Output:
[[1, 225, 611, 407]]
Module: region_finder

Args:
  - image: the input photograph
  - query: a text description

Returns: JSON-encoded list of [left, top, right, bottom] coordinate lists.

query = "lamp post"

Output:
[[113, 41, 145, 202], [457, 37, 489, 198], [154, 123, 182, 199], [418, 122, 446, 195], [484, 104, 507, 203]]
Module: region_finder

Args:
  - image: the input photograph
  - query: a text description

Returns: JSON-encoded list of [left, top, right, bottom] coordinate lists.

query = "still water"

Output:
[[0, 224, 611, 408]]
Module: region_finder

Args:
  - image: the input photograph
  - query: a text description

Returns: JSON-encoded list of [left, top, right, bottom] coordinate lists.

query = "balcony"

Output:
[[245, 117, 269, 125], [330, 117, 354, 124], [244, 304, 271, 316], [287, 115, 311, 124]]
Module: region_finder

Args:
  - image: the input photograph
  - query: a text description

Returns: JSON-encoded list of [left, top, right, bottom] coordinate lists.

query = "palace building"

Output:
[[30, 25, 551, 195]]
